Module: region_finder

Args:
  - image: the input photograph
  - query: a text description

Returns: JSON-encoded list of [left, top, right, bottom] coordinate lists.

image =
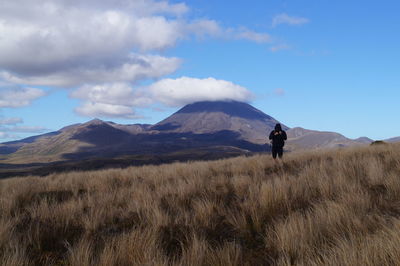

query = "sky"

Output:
[[0, 0, 399, 141]]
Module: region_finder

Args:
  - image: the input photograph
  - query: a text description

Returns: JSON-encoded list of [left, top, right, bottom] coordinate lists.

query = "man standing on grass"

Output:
[[269, 123, 287, 159]]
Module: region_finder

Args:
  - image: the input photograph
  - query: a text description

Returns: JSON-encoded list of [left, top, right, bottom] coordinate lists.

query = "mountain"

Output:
[[354, 137, 374, 144], [385, 137, 400, 143], [1, 102, 278, 164], [0, 101, 373, 173], [0, 131, 61, 155], [286, 127, 371, 151], [152, 101, 287, 144], [1, 120, 126, 163]]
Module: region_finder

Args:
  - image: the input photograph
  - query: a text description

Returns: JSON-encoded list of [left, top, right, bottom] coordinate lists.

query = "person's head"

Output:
[[275, 123, 282, 131]]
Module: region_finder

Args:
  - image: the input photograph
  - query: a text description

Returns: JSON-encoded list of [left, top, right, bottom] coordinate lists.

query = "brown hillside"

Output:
[[286, 127, 368, 151], [1, 144, 400, 265]]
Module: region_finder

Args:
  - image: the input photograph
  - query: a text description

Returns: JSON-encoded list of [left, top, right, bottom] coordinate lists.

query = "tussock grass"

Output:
[[1, 143, 400, 265]]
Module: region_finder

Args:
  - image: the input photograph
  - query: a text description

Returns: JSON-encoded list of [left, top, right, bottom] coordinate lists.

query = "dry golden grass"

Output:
[[1, 143, 400, 265]]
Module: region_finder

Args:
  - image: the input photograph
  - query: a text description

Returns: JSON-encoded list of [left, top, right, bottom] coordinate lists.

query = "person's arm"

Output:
[[283, 131, 287, 140], [269, 131, 274, 140]]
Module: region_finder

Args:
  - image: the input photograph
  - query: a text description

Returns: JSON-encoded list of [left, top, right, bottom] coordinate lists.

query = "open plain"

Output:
[[1, 143, 400, 265]]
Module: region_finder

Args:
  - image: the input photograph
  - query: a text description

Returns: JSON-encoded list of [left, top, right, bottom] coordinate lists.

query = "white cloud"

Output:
[[132, 16, 184, 51], [0, 122, 47, 139], [69, 77, 253, 118], [187, 21, 271, 43], [272, 13, 309, 27], [7, 125, 47, 133], [72, 83, 143, 106], [0, 132, 15, 139], [0, 5, 183, 87], [187, 20, 223, 38], [270, 44, 291, 52], [0, 117, 23, 125], [2, 54, 181, 87], [71, 82, 152, 119], [273, 88, 286, 96], [75, 102, 140, 119], [149, 77, 253, 107], [56, 0, 189, 17], [231, 27, 271, 43], [0, 86, 46, 108]]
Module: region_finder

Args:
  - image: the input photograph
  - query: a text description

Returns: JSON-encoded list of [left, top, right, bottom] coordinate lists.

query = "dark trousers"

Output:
[[272, 146, 283, 159]]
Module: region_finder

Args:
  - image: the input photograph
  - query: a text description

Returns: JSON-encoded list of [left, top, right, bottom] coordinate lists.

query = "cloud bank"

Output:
[[70, 77, 252, 118], [0, 0, 275, 121], [0, 0, 270, 89]]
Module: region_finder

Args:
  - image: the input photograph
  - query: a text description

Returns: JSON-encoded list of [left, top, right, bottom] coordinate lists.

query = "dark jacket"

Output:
[[269, 124, 287, 148]]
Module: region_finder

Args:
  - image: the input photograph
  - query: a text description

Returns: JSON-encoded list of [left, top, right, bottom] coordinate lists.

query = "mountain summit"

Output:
[[152, 101, 286, 144]]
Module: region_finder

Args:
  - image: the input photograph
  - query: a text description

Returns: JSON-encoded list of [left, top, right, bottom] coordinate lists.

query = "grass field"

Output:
[[1, 143, 400, 265]]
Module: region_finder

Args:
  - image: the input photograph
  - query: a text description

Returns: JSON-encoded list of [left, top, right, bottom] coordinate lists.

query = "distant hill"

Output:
[[0, 120, 151, 163], [354, 136, 374, 144], [385, 137, 400, 143], [286, 127, 372, 151]]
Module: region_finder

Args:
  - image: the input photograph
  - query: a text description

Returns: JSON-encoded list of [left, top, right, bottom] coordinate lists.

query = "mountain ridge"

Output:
[[0, 101, 384, 168], [386, 137, 400, 143], [286, 127, 370, 151]]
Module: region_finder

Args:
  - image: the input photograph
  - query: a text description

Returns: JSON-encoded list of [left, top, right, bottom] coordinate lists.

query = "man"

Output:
[[269, 123, 287, 159]]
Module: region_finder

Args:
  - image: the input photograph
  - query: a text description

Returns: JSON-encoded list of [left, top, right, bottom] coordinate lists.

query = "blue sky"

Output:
[[0, 0, 399, 141]]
